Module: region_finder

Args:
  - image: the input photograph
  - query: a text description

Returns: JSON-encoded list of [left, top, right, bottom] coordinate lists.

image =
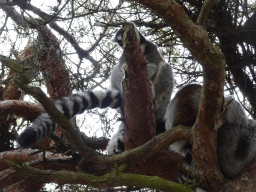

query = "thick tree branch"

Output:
[[136, 0, 226, 189], [0, 100, 44, 120], [8, 160, 194, 192], [0, 149, 75, 189], [122, 23, 156, 150]]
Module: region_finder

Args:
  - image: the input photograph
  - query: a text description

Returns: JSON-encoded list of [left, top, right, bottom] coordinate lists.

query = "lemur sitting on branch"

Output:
[[165, 84, 256, 182], [106, 22, 174, 154]]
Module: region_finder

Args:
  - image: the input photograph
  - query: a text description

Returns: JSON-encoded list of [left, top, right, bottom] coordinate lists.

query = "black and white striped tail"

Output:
[[17, 89, 122, 148]]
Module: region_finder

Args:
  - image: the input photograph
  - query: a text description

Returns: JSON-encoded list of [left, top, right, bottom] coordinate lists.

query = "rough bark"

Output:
[[0, 100, 44, 120], [0, 149, 75, 189], [8, 160, 194, 192], [1, 69, 24, 152], [122, 23, 156, 150], [136, 0, 226, 190]]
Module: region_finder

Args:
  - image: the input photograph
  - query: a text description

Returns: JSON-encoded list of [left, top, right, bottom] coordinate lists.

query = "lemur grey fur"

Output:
[[165, 84, 256, 181], [18, 89, 122, 148], [17, 23, 174, 150], [106, 23, 174, 155]]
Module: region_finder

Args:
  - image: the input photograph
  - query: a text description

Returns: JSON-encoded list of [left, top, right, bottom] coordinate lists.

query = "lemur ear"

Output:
[[110, 28, 123, 47], [110, 35, 118, 43]]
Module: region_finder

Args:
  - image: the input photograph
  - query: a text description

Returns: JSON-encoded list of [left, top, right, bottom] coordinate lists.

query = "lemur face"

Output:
[[112, 22, 147, 48], [114, 28, 123, 47]]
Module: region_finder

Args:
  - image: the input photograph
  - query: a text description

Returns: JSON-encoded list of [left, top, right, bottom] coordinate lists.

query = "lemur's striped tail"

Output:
[[18, 89, 122, 148]]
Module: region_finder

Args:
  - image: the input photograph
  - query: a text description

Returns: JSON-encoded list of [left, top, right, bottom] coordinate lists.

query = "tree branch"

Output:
[[1, 55, 188, 182], [8, 160, 194, 192], [137, 0, 226, 189], [0, 149, 75, 189], [0, 100, 44, 120], [122, 23, 156, 150], [196, 0, 218, 25]]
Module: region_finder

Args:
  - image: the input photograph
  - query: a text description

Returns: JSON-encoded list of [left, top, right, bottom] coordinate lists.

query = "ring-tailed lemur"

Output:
[[165, 84, 256, 183], [18, 89, 122, 148], [106, 22, 174, 155], [17, 23, 174, 150]]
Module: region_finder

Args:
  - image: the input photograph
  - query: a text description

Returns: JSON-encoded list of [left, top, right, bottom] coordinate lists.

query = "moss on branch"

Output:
[[7, 160, 194, 192]]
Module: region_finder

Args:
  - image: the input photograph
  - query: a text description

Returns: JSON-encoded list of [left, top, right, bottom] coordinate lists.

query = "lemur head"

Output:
[[112, 22, 147, 48]]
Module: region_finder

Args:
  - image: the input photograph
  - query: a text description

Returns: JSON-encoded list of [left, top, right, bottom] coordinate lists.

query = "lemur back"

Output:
[[106, 23, 174, 155], [165, 84, 256, 181]]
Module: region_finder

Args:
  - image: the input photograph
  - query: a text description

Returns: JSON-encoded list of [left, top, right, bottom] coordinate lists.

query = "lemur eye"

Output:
[[117, 34, 122, 41], [117, 40, 122, 47]]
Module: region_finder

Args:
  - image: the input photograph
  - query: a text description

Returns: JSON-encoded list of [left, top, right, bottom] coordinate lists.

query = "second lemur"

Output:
[[106, 23, 174, 155], [165, 84, 256, 181]]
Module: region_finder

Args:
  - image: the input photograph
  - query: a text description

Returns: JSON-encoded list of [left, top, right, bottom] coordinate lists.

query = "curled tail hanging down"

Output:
[[17, 89, 122, 148]]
